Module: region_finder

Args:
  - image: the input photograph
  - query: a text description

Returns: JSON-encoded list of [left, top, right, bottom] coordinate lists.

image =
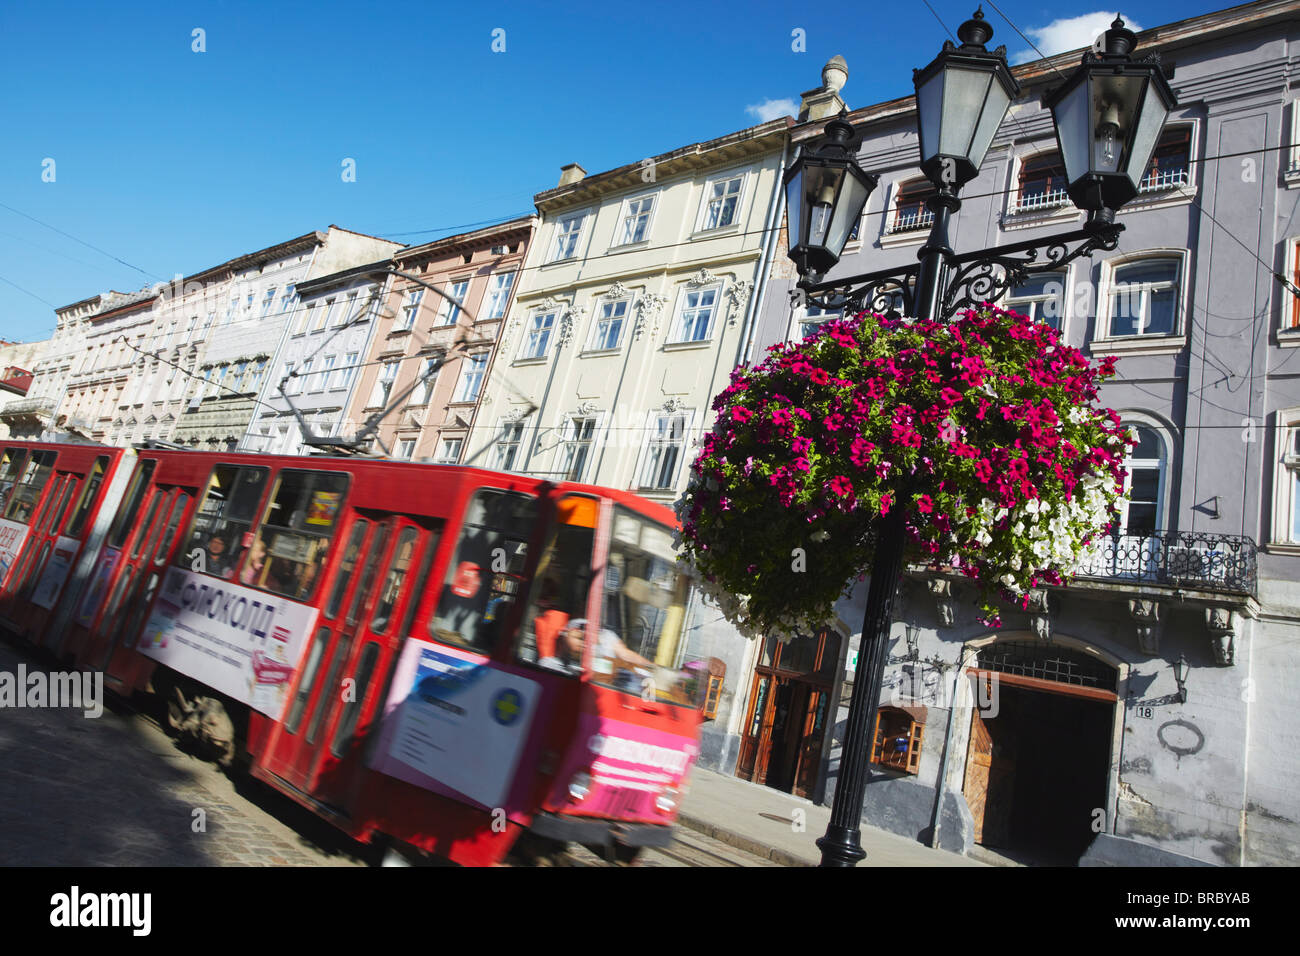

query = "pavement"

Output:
[[676, 767, 987, 867]]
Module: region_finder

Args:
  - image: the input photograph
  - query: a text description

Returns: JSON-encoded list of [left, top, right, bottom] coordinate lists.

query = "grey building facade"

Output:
[[717, 0, 1300, 866]]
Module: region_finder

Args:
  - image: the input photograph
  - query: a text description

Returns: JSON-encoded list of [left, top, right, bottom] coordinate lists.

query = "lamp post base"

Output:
[[816, 826, 868, 867]]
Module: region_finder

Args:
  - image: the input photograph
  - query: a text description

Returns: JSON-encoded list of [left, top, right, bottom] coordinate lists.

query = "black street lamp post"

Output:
[[782, 12, 1176, 867]]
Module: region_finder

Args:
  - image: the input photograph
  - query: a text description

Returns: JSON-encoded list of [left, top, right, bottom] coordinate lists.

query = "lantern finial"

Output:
[[957, 10, 994, 49]]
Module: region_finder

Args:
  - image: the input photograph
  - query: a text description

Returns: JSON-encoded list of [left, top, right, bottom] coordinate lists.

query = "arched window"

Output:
[[1121, 425, 1166, 534]]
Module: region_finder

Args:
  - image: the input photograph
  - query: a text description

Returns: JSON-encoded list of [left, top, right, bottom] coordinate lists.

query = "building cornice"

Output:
[[534, 120, 791, 213], [394, 216, 536, 267]]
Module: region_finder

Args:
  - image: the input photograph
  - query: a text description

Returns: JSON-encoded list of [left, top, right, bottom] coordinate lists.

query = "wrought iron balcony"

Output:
[[1072, 529, 1257, 598]]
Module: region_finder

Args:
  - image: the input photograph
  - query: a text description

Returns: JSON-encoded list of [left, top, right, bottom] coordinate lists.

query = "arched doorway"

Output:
[[962, 639, 1118, 864], [735, 628, 840, 798]]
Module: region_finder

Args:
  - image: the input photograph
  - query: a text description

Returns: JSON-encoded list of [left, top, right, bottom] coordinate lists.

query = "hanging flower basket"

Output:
[[675, 305, 1133, 637]]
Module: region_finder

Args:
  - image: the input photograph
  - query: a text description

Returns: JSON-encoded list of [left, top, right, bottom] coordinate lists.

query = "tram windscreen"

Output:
[[593, 509, 699, 708]]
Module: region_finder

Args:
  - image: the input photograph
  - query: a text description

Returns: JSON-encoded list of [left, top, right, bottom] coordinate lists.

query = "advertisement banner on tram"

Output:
[[31, 536, 80, 609], [0, 518, 30, 589], [136, 566, 319, 716], [371, 639, 539, 810]]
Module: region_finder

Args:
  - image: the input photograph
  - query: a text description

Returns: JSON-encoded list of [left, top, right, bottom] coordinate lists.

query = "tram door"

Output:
[[87, 485, 195, 684], [3, 469, 79, 610], [262, 514, 436, 804]]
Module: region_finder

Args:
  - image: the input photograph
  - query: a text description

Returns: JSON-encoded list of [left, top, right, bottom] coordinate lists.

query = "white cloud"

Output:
[[745, 98, 798, 123], [1010, 12, 1142, 65]]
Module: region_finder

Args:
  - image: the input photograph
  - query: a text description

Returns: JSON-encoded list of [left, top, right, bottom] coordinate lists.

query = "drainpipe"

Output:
[[737, 139, 795, 369], [928, 642, 975, 849]]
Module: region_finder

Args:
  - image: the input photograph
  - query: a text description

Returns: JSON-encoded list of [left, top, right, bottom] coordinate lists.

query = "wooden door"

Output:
[[793, 689, 828, 799], [755, 679, 789, 785], [736, 674, 772, 780], [964, 691, 1017, 846]]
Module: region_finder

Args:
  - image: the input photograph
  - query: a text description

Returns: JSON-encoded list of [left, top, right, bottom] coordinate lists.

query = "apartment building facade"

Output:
[[725, 0, 1300, 867], [341, 217, 533, 461]]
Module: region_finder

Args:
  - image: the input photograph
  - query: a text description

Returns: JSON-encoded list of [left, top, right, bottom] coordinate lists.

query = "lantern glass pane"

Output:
[[916, 71, 944, 164], [785, 173, 805, 251], [805, 164, 845, 248], [1053, 81, 1092, 186], [826, 171, 871, 256], [1092, 74, 1144, 175], [969, 78, 1011, 171], [1125, 79, 1168, 188], [939, 67, 994, 160]]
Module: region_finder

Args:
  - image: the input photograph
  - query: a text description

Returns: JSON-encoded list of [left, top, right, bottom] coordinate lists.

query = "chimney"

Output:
[[558, 163, 587, 187], [799, 55, 849, 122]]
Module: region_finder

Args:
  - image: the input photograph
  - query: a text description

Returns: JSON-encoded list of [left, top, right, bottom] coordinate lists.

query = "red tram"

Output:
[[0, 439, 704, 866]]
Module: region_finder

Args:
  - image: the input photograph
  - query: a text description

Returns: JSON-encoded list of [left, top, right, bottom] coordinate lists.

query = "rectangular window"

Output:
[[415, 357, 439, 405], [1016, 152, 1069, 212], [437, 280, 469, 326], [890, 180, 936, 234], [617, 195, 655, 245], [336, 352, 359, 390], [279, 284, 296, 313], [179, 465, 270, 580], [369, 361, 399, 408], [590, 300, 628, 351], [1140, 126, 1192, 193], [454, 353, 487, 403], [701, 176, 743, 230], [672, 288, 718, 343], [437, 438, 463, 463], [560, 416, 596, 482], [798, 304, 841, 340], [245, 469, 348, 600], [1005, 273, 1066, 330], [321, 355, 337, 390], [282, 361, 299, 395], [430, 490, 537, 653], [521, 311, 557, 359], [496, 421, 524, 471], [262, 288, 277, 316], [339, 291, 358, 325], [296, 303, 316, 335], [2, 450, 56, 524], [396, 439, 417, 460], [550, 213, 586, 262], [639, 412, 688, 490], [316, 298, 336, 331], [299, 358, 315, 393], [398, 289, 423, 330], [1108, 260, 1180, 337], [485, 272, 515, 319]]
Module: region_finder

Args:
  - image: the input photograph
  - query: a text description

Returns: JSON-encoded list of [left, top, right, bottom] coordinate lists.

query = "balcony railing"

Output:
[[1139, 166, 1190, 193], [887, 208, 935, 234], [1072, 529, 1257, 597], [1013, 186, 1071, 213]]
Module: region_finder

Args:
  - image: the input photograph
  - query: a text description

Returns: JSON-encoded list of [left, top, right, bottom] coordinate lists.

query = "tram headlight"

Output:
[[568, 770, 592, 803], [655, 786, 679, 815]]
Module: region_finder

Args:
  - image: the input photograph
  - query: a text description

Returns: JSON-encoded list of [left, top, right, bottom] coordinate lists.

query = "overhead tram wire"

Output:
[[0, 200, 163, 282]]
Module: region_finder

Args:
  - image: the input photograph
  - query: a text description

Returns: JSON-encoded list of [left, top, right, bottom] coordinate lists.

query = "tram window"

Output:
[[244, 469, 348, 601], [516, 495, 597, 672], [131, 494, 166, 560], [326, 520, 369, 619], [590, 509, 695, 706], [46, 478, 78, 538], [0, 448, 29, 515], [430, 489, 537, 653], [330, 641, 379, 758], [179, 465, 269, 580], [398, 534, 438, 639], [371, 528, 419, 635], [285, 626, 330, 735], [307, 640, 349, 746], [4, 450, 57, 524], [347, 541, 384, 628], [66, 456, 110, 538], [107, 459, 157, 549], [154, 493, 191, 565]]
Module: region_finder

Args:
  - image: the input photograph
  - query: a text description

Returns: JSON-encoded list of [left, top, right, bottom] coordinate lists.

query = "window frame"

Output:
[[635, 408, 693, 492], [668, 283, 722, 345], [1001, 268, 1071, 333], [1271, 407, 1300, 548], [586, 297, 631, 352], [1096, 250, 1190, 349], [452, 352, 488, 404], [519, 308, 559, 361], [695, 172, 747, 233], [436, 279, 470, 327], [612, 190, 659, 247], [881, 178, 936, 244], [548, 210, 590, 263], [484, 272, 516, 320]]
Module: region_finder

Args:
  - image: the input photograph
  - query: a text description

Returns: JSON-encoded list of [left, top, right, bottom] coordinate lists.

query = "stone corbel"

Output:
[[1205, 607, 1238, 666], [1026, 588, 1054, 642], [1128, 598, 1164, 656], [926, 577, 956, 627]]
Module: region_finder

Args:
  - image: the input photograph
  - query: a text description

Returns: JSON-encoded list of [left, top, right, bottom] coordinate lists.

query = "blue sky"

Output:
[[0, 0, 1229, 342]]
